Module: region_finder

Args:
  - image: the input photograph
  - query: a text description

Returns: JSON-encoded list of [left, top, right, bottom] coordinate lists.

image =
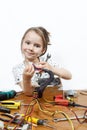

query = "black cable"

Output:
[[35, 68, 54, 98]]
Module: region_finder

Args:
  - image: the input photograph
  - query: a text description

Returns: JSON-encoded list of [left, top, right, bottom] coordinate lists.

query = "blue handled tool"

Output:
[[0, 90, 16, 101]]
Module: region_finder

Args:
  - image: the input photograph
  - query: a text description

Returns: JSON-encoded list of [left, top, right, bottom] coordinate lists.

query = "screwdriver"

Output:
[[0, 100, 33, 110], [0, 90, 16, 101], [21, 114, 56, 129], [54, 98, 87, 108], [53, 115, 87, 122], [0, 100, 21, 109], [0, 106, 10, 113], [27, 117, 56, 129]]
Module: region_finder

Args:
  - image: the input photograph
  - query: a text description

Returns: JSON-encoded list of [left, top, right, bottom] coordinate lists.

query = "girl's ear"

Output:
[[39, 48, 46, 57], [42, 48, 46, 54]]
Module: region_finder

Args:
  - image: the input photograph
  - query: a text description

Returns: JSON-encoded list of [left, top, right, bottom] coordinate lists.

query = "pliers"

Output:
[[0, 113, 25, 126]]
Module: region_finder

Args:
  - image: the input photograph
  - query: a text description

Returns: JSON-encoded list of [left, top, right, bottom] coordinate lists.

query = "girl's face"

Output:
[[21, 31, 45, 62]]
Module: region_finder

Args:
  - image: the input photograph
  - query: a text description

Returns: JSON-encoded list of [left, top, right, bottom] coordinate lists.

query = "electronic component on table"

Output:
[[64, 90, 78, 98]]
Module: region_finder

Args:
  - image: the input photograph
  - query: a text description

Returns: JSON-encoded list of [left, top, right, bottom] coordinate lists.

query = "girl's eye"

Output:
[[25, 41, 30, 45], [34, 44, 41, 48]]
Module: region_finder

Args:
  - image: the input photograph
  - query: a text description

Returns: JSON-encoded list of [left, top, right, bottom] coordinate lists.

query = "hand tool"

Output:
[[0, 100, 31, 109], [0, 106, 10, 113], [54, 98, 87, 108], [53, 115, 87, 122], [0, 90, 16, 101], [28, 117, 56, 129], [21, 114, 47, 125], [45, 53, 51, 62], [42, 122, 56, 129], [20, 114, 56, 129], [0, 100, 21, 109], [0, 113, 25, 126]]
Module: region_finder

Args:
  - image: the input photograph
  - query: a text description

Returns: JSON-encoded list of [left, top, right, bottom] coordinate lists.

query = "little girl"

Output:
[[12, 26, 72, 96]]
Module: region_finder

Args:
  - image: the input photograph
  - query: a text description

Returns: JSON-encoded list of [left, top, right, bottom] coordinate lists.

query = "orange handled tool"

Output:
[[54, 98, 69, 106], [54, 97, 87, 108]]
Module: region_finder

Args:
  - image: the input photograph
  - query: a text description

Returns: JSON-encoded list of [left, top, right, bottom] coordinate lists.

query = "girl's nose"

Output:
[[29, 44, 34, 50]]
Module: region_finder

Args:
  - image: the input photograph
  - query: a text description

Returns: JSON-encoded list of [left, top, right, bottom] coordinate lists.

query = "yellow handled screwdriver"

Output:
[[20, 114, 56, 129], [0, 100, 31, 109], [0, 100, 21, 109]]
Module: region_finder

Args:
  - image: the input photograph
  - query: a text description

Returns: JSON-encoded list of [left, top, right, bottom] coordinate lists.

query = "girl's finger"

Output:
[[39, 61, 46, 65]]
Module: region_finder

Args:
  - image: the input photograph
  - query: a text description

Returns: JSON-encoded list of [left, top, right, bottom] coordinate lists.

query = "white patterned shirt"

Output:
[[12, 58, 59, 87]]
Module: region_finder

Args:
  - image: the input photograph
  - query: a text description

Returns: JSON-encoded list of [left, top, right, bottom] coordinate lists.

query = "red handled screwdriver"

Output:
[[54, 98, 87, 108]]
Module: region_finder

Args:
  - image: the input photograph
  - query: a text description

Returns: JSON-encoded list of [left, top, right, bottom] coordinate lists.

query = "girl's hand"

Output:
[[38, 61, 53, 71], [23, 64, 35, 80]]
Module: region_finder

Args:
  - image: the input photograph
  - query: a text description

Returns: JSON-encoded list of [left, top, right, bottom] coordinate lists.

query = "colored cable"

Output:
[[36, 98, 55, 116], [55, 110, 75, 130], [71, 109, 87, 124]]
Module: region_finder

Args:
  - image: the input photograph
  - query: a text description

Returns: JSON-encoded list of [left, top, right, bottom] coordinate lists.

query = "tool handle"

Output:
[[0, 106, 10, 113], [0, 100, 21, 109], [26, 117, 40, 124], [28, 117, 44, 125], [21, 114, 45, 125], [54, 99, 69, 106], [0, 90, 16, 101]]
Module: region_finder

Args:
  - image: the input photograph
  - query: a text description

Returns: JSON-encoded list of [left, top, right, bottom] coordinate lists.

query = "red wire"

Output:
[[71, 109, 87, 124]]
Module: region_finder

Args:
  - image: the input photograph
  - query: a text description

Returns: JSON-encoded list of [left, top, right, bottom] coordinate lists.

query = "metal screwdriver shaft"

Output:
[[53, 115, 87, 122]]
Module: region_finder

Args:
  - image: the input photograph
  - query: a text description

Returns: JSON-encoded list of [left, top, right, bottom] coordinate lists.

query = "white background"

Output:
[[0, 0, 87, 91]]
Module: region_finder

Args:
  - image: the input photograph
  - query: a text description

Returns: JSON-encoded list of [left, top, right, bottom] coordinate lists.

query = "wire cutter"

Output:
[[0, 113, 25, 126]]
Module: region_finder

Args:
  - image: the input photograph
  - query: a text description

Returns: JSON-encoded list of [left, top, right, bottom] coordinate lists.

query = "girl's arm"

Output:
[[38, 61, 72, 80], [52, 67, 72, 80], [21, 65, 35, 95]]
